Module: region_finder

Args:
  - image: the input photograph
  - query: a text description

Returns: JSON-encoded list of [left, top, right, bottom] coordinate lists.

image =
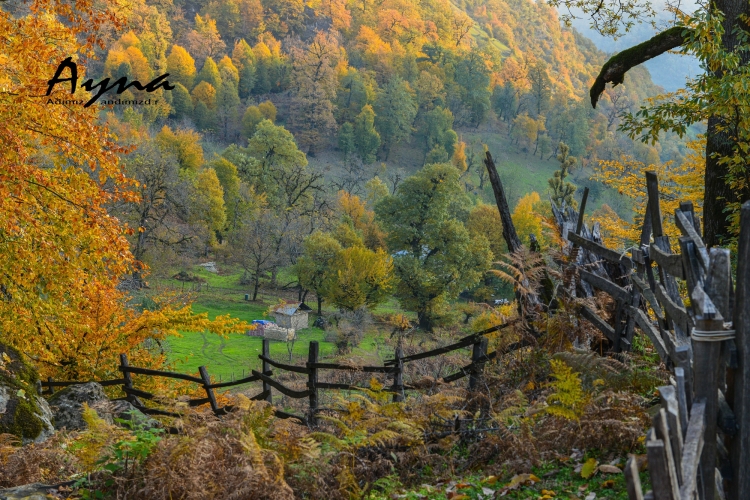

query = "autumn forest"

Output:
[[2, 0, 749, 498]]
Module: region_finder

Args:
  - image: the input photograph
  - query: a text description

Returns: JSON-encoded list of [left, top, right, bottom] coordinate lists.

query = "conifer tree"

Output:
[[353, 104, 380, 164], [170, 82, 194, 120], [218, 56, 240, 88], [232, 39, 257, 98], [451, 141, 467, 173], [420, 106, 458, 157], [195, 57, 222, 90], [194, 100, 217, 132], [549, 142, 577, 208]]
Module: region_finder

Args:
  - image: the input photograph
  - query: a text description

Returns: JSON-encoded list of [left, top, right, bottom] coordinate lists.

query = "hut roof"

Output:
[[272, 302, 312, 316]]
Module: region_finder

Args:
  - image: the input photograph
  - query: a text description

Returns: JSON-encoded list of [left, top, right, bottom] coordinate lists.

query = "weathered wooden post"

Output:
[[262, 338, 273, 403], [392, 345, 404, 402], [469, 337, 488, 391], [646, 171, 686, 340], [119, 353, 135, 404], [307, 341, 319, 426], [690, 253, 729, 500], [730, 201, 750, 500], [46, 377, 54, 395], [198, 366, 219, 414]]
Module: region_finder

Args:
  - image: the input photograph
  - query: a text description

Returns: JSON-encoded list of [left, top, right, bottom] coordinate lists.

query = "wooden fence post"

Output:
[[262, 338, 273, 403], [119, 353, 135, 404], [392, 345, 404, 402], [307, 341, 319, 426], [730, 200, 750, 500], [469, 337, 488, 391], [47, 377, 54, 395], [198, 366, 219, 414], [692, 314, 723, 500]]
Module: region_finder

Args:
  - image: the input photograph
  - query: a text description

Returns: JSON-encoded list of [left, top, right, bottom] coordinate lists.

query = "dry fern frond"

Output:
[[490, 246, 547, 298]]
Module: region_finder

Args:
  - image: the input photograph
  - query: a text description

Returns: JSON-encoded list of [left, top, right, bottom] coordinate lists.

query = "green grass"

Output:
[[163, 286, 337, 381]]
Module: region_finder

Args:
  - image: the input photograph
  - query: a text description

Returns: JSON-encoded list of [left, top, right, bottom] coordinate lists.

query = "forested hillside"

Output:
[[3, 0, 731, 498], [36, 0, 695, 284]]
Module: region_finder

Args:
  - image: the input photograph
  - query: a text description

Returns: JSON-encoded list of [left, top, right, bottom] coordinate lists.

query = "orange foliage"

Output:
[[0, 0, 247, 381]]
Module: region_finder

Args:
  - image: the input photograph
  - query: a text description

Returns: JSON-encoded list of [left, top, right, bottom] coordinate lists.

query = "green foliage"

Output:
[[353, 104, 380, 164], [337, 68, 373, 123], [170, 82, 193, 120], [215, 75, 241, 141], [454, 51, 491, 126], [425, 144, 449, 164], [548, 142, 577, 208], [195, 57, 222, 89], [194, 102, 215, 131], [544, 359, 588, 421], [338, 122, 355, 158], [296, 231, 342, 314], [241, 106, 264, 140], [420, 106, 458, 157], [375, 163, 491, 330], [103, 413, 164, 476], [374, 76, 417, 159]]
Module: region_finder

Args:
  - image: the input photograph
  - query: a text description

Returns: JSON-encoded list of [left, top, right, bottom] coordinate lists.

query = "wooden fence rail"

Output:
[[37, 172, 750, 499], [39, 319, 520, 426], [555, 171, 749, 500]]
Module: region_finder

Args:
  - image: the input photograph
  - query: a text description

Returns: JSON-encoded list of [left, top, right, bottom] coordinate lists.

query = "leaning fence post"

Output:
[[262, 338, 273, 403], [392, 345, 404, 403], [469, 337, 489, 391], [730, 200, 750, 500], [307, 341, 319, 426], [119, 353, 135, 404], [198, 366, 219, 414]]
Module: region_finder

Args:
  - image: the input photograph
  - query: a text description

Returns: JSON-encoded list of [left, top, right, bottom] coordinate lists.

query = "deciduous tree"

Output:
[[166, 44, 196, 89], [375, 164, 490, 329], [374, 76, 417, 159]]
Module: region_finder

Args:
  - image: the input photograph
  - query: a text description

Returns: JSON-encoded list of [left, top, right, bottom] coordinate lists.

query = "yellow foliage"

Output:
[[512, 192, 545, 248], [70, 404, 129, 471], [544, 359, 588, 422], [591, 139, 705, 250]]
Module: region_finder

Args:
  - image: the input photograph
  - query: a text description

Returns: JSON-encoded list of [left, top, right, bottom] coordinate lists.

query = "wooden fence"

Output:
[[38, 170, 750, 498], [557, 171, 748, 500], [39, 319, 521, 427]]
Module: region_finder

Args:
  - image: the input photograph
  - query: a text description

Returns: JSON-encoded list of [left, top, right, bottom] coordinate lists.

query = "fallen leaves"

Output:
[[597, 464, 622, 474], [580, 458, 598, 479]]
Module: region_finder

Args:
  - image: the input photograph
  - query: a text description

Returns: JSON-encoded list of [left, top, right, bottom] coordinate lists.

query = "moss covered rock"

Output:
[[0, 342, 54, 444]]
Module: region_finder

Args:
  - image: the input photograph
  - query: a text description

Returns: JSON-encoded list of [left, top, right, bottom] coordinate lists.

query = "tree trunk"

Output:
[[484, 151, 523, 252], [252, 276, 261, 301], [317, 295, 322, 316], [704, 0, 750, 247]]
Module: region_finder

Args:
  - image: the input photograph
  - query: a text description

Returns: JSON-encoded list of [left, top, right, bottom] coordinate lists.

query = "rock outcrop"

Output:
[[47, 383, 159, 431], [47, 382, 109, 431], [0, 343, 54, 444], [0, 482, 73, 500]]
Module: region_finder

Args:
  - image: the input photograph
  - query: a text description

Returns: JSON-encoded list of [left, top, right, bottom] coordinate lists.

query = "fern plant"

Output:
[[544, 359, 588, 421], [310, 378, 423, 453]]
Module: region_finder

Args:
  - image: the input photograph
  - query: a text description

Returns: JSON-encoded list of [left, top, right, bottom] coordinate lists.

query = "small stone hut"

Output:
[[271, 302, 311, 331]]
